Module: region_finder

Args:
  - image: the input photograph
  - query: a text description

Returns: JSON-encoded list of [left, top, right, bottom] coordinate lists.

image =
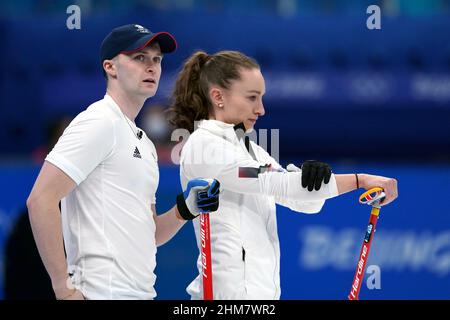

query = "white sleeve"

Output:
[[147, 138, 158, 205], [276, 199, 326, 214], [45, 111, 115, 185], [251, 143, 331, 214], [181, 135, 338, 202]]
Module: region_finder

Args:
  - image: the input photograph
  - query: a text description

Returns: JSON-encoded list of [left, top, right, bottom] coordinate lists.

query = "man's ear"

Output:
[[103, 59, 117, 79]]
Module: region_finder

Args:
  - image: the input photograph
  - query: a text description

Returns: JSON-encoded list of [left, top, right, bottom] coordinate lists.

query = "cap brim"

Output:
[[121, 32, 177, 55]]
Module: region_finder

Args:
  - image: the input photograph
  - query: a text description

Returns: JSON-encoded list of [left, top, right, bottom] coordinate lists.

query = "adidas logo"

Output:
[[133, 147, 141, 159]]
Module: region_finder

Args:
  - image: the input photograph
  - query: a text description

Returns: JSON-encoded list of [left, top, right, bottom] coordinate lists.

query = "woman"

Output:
[[168, 50, 398, 299]]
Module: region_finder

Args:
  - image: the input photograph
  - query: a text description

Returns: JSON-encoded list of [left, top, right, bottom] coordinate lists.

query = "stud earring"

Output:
[[218, 103, 224, 108]]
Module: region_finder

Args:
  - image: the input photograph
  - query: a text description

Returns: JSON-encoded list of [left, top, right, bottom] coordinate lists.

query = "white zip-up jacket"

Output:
[[180, 120, 339, 299]]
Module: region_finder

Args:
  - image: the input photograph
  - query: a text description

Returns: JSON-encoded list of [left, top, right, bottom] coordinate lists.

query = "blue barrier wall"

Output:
[[1, 163, 449, 299]]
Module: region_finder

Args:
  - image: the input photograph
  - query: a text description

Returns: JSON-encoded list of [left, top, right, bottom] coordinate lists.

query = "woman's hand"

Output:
[[359, 173, 398, 206]]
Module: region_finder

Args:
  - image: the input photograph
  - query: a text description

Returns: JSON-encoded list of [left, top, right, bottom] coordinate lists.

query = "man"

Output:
[[26, 24, 219, 300]]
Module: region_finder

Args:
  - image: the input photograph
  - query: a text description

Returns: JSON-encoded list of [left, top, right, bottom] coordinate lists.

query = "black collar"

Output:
[[233, 122, 246, 136], [233, 122, 245, 133], [233, 122, 255, 157]]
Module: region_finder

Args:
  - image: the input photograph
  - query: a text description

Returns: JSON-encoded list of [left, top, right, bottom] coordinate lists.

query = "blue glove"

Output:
[[176, 178, 220, 220]]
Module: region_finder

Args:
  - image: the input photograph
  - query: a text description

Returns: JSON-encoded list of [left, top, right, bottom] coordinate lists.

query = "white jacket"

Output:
[[180, 120, 339, 299]]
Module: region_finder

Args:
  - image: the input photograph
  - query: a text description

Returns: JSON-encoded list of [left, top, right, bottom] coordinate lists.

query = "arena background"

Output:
[[0, 0, 449, 299]]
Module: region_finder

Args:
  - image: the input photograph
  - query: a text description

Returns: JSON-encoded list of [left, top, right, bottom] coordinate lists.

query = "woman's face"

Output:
[[215, 67, 266, 130]]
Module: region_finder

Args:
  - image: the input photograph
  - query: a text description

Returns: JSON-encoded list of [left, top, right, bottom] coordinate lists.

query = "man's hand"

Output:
[[196, 179, 220, 213], [59, 289, 85, 300], [176, 179, 220, 220], [288, 160, 332, 191], [54, 276, 85, 300]]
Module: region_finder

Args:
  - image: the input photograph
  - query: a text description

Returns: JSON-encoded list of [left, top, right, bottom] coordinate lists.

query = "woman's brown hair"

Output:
[[167, 50, 259, 132]]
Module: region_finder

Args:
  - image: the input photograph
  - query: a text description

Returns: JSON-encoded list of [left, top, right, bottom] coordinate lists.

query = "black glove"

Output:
[[301, 160, 332, 192]]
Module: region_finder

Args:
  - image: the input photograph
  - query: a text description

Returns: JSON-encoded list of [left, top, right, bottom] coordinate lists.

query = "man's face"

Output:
[[113, 43, 163, 99]]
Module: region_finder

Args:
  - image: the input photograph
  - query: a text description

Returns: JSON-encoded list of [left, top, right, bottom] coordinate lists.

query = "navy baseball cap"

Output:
[[100, 24, 177, 63]]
